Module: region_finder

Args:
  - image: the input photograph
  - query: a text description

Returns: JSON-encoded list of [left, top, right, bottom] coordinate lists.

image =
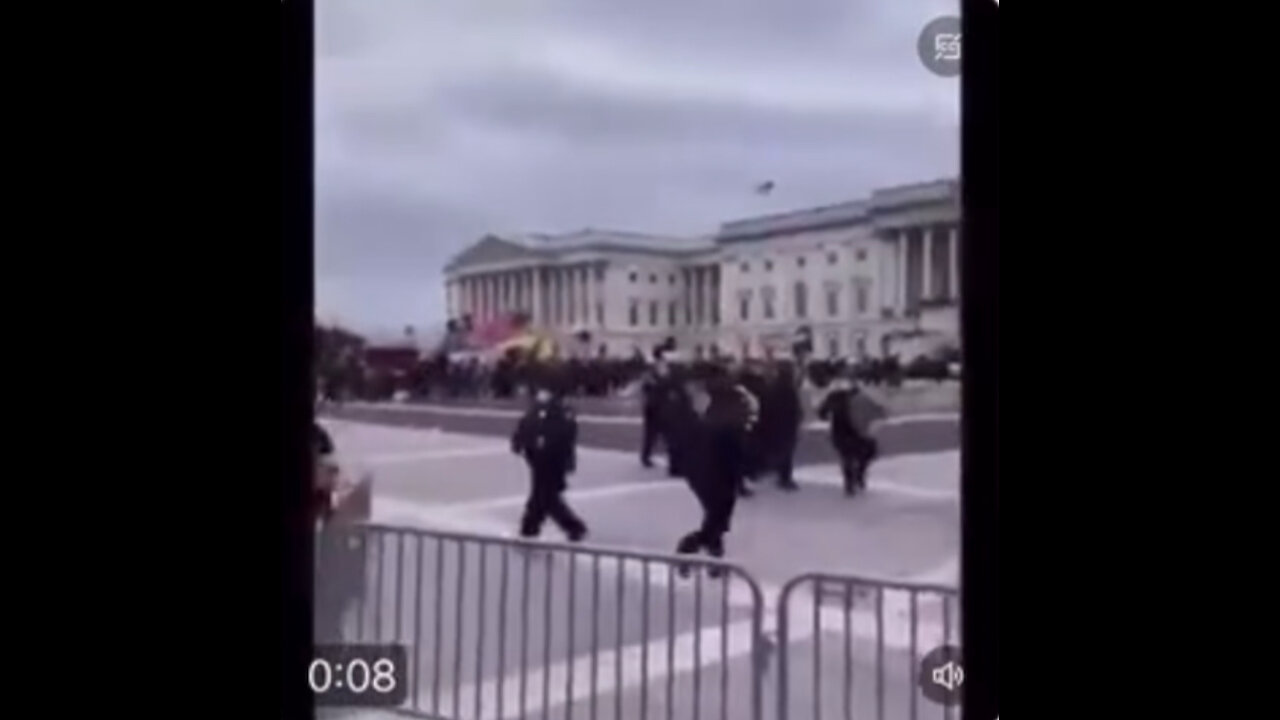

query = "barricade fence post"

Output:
[[773, 572, 961, 720], [314, 523, 769, 720]]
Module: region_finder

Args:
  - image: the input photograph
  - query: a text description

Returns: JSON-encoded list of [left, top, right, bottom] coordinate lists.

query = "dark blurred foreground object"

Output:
[[314, 428, 373, 643]]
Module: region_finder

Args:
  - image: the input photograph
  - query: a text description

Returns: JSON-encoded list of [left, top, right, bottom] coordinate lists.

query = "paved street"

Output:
[[318, 420, 959, 719], [321, 401, 959, 469]]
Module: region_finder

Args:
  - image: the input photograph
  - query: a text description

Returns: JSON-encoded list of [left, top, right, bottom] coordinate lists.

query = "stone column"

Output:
[[711, 265, 720, 326], [896, 232, 908, 314], [949, 225, 960, 300], [701, 266, 711, 325], [580, 265, 590, 327], [553, 268, 564, 328], [568, 266, 578, 327], [524, 266, 535, 322], [587, 264, 597, 327], [545, 269, 554, 327], [922, 228, 935, 301]]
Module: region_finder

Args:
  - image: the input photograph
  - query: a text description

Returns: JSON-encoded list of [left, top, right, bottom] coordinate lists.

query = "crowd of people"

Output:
[[317, 346, 955, 406], [315, 343, 901, 595], [503, 349, 888, 574]]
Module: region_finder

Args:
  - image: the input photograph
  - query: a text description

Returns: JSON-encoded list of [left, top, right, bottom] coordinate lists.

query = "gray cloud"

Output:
[[316, 0, 959, 332]]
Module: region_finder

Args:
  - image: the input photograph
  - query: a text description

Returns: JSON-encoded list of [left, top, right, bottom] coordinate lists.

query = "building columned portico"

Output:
[[443, 179, 960, 359]]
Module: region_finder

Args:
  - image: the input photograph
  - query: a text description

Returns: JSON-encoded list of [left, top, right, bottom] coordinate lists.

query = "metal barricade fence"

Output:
[[774, 574, 960, 720], [316, 523, 768, 720]]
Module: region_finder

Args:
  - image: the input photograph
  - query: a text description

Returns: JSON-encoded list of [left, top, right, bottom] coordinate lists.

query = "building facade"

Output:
[[443, 179, 960, 360]]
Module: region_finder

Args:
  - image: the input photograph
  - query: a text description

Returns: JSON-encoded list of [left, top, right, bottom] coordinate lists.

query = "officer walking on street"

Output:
[[660, 362, 700, 478], [730, 368, 761, 497], [674, 365, 749, 576], [817, 373, 887, 496], [765, 361, 803, 491], [639, 356, 671, 469], [511, 373, 588, 542]]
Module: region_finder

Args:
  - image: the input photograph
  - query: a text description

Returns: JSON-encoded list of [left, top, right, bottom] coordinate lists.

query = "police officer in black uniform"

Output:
[[674, 366, 748, 575], [764, 361, 803, 491], [659, 363, 699, 478], [817, 374, 886, 495], [639, 356, 670, 468], [510, 372, 588, 542]]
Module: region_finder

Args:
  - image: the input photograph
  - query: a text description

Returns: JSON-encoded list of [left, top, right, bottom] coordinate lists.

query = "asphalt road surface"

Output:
[[315, 420, 960, 720], [321, 401, 958, 469]]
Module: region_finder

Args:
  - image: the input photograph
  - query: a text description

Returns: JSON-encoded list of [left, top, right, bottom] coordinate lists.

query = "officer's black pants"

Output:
[[833, 434, 878, 490], [775, 433, 799, 485], [677, 487, 736, 557], [640, 411, 662, 464], [520, 472, 586, 539]]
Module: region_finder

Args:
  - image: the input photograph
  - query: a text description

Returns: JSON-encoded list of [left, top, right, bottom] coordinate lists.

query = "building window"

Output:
[[828, 336, 841, 359], [762, 286, 776, 320], [797, 256, 806, 268], [855, 248, 867, 262], [596, 301, 604, 325], [649, 300, 659, 326], [649, 274, 657, 284], [738, 289, 752, 322], [827, 252, 838, 265], [856, 335, 867, 357], [794, 282, 808, 319], [568, 293, 576, 324], [596, 265, 606, 282], [629, 271, 638, 283], [629, 300, 639, 327], [711, 300, 719, 325], [669, 274, 676, 285], [685, 301, 693, 325], [668, 301, 678, 326], [855, 278, 870, 314], [826, 286, 839, 317], [740, 262, 750, 273], [764, 259, 773, 271]]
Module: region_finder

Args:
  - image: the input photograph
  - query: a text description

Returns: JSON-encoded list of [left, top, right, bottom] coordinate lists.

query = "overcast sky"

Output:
[[316, 0, 959, 336]]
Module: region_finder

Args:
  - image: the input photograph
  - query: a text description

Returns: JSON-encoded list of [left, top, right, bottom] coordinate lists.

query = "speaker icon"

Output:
[[932, 661, 965, 691], [918, 644, 964, 706]]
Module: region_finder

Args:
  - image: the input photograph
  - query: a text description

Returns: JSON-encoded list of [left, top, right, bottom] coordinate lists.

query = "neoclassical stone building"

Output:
[[443, 178, 960, 359]]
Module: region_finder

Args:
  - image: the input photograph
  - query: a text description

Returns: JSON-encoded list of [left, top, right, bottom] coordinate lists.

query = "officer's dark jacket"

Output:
[[682, 383, 748, 499], [511, 398, 579, 474], [818, 388, 857, 438], [660, 381, 698, 440], [641, 370, 669, 413], [765, 373, 803, 430]]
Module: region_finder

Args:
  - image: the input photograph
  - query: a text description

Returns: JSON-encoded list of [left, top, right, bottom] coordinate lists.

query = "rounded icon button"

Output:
[[918, 644, 964, 706], [918, 16, 962, 77]]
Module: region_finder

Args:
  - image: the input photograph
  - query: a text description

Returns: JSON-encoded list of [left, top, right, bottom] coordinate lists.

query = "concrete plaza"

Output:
[[318, 419, 960, 720]]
